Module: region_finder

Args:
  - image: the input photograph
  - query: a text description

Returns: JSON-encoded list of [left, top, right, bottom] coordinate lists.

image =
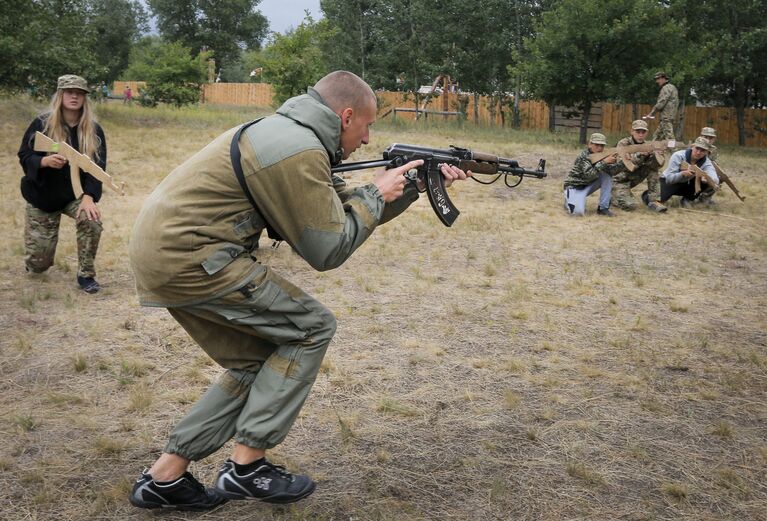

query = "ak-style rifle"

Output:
[[34, 131, 124, 197], [588, 139, 679, 172], [331, 143, 547, 226]]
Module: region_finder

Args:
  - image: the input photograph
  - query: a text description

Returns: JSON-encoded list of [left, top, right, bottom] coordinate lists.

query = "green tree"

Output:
[[518, 0, 675, 143], [259, 16, 331, 105], [123, 37, 209, 106], [672, 0, 767, 145], [147, 0, 268, 73], [89, 0, 148, 84], [0, 0, 99, 94]]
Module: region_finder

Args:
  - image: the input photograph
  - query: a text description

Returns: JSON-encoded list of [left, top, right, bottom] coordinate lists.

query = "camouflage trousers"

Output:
[[611, 167, 660, 210], [24, 200, 102, 278], [652, 119, 675, 141], [163, 264, 336, 460]]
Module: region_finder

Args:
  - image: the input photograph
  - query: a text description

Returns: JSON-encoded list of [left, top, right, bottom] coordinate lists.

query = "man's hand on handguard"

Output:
[[439, 163, 471, 188]]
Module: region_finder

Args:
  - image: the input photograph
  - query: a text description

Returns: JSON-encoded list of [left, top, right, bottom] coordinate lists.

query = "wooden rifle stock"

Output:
[[711, 161, 745, 202]]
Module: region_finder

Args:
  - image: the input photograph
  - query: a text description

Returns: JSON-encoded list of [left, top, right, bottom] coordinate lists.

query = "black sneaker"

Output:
[[597, 207, 615, 217], [129, 471, 227, 511], [77, 275, 100, 293], [215, 459, 316, 504]]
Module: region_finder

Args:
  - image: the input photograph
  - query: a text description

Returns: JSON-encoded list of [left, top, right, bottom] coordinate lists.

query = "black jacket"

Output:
[[18, 116, 107, 212]]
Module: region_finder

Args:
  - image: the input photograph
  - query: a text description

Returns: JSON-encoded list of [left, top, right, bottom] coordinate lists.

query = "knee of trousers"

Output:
[[77, 218, 103, 236], [25, 253, 54, 272]]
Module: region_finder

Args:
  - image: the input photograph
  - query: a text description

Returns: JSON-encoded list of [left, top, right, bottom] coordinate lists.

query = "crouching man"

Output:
[[127, 71, 470, 511], [660, 137, 719, 208], [564, 132, 621, 217]]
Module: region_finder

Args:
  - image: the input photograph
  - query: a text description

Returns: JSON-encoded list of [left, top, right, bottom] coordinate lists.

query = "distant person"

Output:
[[17, 74, 107, 293], [123, 85, 133, 105], [563, 132, 621, 217], [127, 70, 471, 511], [660, 137, 718, 208], [644, 71, 679, 140], [100, 82, 109, 102], [611, 120, 667, 213], [699, 126, 718, 161]]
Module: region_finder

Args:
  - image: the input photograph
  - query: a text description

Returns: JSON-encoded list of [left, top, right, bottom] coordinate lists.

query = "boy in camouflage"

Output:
[[645, 72, 679, 141], [563, 132, 621, 217], [700, 126, 719, 161], [611, 120, 667, 213]]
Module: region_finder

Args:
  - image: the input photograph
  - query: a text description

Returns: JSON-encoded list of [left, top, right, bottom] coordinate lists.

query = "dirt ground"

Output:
[[0, 99, 765, 521]]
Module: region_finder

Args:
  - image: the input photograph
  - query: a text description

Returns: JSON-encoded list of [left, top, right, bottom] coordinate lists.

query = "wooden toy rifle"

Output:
[[711, 160, 745, 202], [588, 139, 678, 172], [680, 161, 719, 195], [332, 143, 546, 227], [34, 131, 124, 197]]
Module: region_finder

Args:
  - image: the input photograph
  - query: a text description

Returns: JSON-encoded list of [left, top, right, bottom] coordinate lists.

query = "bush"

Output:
[[138, 83, 199, 108]]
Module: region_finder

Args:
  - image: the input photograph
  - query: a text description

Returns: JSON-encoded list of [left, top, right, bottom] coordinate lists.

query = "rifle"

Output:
[[711, 160, 745, 202], [34, 131, 125, 197], [331, 143, 546, 227], [588, 140, 678, 172], [680, 161, 719, 196]]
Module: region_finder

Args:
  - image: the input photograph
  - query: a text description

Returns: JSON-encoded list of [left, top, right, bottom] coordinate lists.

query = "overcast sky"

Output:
[[259, 0, 322, 34], [143, 0, 323, 37]]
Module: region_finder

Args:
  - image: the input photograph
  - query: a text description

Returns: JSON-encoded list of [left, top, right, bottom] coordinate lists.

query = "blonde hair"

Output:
[[42, 89, 102, 162]]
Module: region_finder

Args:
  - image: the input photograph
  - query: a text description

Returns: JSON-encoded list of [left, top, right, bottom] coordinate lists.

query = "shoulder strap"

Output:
[[230, 118, 283, 242]]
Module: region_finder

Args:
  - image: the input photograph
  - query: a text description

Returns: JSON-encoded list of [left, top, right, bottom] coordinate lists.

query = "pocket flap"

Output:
[[201, 244, 247, 275]]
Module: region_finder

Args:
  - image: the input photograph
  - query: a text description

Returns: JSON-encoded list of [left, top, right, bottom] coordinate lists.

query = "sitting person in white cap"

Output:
[[660, 137, 719, 208], [563, 132, 621, 217]]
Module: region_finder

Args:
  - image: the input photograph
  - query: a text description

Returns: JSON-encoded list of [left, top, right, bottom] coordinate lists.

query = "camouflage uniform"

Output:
[[130, 88, 421, 458], [25, 199, 102, 277], [651, 82, 679, 141], [611, 136, 663, 211], [563, 135, 622, 216]]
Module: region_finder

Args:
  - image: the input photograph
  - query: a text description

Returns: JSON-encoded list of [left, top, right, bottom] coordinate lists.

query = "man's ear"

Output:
[[340, 107, 354, 129]]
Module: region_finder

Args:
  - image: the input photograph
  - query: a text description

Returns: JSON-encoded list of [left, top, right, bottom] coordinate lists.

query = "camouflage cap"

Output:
[[631, 119, 649, 131], [589, 132, 607, 145], [692, 136, 711, 151], [57, 74, 90, 93], [654, 71, 668, 80], [701, 126, 717, 138]]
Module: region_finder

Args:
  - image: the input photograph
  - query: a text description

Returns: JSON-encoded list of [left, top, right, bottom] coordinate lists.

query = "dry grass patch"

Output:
[[1, 98, 766, 520]]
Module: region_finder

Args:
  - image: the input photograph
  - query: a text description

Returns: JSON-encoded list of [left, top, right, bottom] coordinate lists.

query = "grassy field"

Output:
[[0, 98, 765, 521]]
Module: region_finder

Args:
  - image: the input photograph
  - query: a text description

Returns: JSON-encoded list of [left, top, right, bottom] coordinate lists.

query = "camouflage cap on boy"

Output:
[[653, 71, 668, 80], [631, 119, 649, 131], [57, 75, 90, 93], [692, 136, 711, 151], [701, 127, 717, 138], [589, 132, 607, 145]]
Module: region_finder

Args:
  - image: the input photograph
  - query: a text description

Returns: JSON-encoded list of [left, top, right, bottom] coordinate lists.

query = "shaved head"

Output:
[[314, 71, 376, 114]]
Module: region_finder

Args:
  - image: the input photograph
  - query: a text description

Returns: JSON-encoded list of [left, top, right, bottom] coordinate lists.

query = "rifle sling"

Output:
[[230, 118, 284, 242]]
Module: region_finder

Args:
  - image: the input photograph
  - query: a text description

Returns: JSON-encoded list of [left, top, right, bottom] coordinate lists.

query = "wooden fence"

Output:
[[114, 81, 767, 147]]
